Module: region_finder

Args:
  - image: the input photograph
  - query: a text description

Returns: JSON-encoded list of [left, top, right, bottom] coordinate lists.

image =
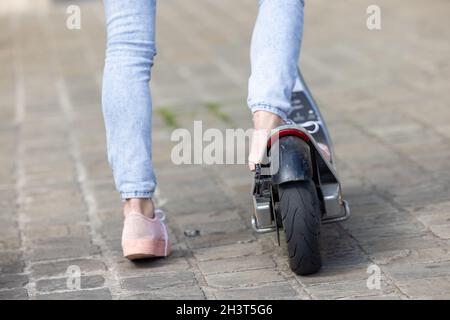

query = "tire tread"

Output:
[[278, 180, 321, 275]]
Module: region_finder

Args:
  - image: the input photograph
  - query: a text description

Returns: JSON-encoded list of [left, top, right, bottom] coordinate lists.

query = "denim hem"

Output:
[[120, 190, 153, 201], [249, 103, 289, 121]]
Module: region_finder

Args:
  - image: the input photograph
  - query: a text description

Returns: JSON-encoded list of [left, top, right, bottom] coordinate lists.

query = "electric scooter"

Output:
[[251, 70, 350, 275]]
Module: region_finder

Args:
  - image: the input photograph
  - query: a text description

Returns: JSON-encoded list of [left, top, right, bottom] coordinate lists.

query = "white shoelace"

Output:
[[155, 208, 166, 222], [155, 209, 168, 256], [299, 120, 320, 134], [284, 119, 321, 134]]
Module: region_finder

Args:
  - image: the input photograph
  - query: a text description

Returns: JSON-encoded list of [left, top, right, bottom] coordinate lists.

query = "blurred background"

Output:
[[1, 0, 450, 300]]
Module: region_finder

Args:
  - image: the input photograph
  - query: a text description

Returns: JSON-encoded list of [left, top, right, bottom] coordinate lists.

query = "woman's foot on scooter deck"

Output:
[[122, 198, 172, 260], [248, 111, 284, 171], [248, 111, 332, 171]]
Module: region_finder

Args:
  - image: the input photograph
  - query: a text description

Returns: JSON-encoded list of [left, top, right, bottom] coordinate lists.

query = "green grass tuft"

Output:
[[155, 107, 179, 128], [204, 102, 232, 124]]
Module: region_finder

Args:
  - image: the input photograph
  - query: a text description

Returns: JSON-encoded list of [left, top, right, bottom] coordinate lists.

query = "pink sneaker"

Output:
[[317, 143, 332, 163], [121, 209, 172, 260]]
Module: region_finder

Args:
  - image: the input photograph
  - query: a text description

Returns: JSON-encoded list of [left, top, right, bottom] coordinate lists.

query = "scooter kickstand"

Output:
[[275, 222, 281, 246], [271, 194, 281, 246]]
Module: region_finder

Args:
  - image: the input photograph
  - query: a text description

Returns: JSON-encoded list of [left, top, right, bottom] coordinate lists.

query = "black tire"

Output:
[[278, 180, 322, 275]]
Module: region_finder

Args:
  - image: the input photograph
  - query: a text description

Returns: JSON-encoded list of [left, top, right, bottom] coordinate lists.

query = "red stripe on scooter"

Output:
[[267, 129, 310, 149]]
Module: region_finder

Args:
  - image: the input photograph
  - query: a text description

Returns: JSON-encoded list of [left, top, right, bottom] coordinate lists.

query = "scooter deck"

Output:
[[287, 71, 349, 222], [289, 91, 328, 150], [289, 72, 333, 159]]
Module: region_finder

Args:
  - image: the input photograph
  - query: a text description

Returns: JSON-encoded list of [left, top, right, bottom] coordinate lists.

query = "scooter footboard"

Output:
[[321, 183, 351, 223]]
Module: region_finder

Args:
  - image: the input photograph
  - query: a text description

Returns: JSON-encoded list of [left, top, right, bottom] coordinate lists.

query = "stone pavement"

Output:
[[1, 0, 450, 300]]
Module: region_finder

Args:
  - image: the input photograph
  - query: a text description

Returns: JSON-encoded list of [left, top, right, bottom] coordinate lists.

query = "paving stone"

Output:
[[0, 251, 25, 274], [121, 272, 196, 291], [413, 204, 450, 226], [185, 220, 248, 236], [358, 234, 443, 254], [429, 224, 450, 240], [0, 274, 29, 289], [322, 247, 371, 268], [120, 286, 205, 300], [27, 241, 101, 262], [21, 206, 89, 227], [115, 256, 191, 277], [392, 183, 450, 210], [341, 204, 413, 231], [0, 229, 21, 250], [396, 277, 450, 299], [24, 169, 78, 188], [194, 241, 267, 262], [24, 224, 91, 241], [298, 265, 373, 285], [174, 209, 242, 226], [31, 258, 106, 278], [305, 278, 396, 300], [370, 249, 415, 265], [36, 275, 105, 293], [383, 261, 450, 281], [339, 294, 402, 300], [320, 230, 371, 267], [157, 180, 225, 202], [0, 288, 28, 300], [198, 255, 275, 275], [36, 288, 112, 300], [185, 230, 255, 250], [22, 185, 85, 209], [214, 282, 307, 300], [205, 269, 285, 289], [350, 222, 428, 243], [163, 195, 237, 216]]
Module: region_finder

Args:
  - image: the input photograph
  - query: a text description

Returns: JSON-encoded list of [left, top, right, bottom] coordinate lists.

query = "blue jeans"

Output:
[[102, 0, 304, 200]]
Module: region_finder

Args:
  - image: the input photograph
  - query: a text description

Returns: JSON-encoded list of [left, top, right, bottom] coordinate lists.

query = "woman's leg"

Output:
[[248, 0, 304, 120], [248, 0, 305, 169], [102, 0, 171, 259], [102, 0, 157, 217]]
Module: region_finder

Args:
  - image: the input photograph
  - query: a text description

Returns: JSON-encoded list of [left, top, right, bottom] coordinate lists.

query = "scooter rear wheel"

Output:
[[278, 180, 321, 275]]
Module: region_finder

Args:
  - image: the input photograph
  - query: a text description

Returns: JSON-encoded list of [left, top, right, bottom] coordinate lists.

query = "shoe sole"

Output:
[[122, 239, 172, 260]]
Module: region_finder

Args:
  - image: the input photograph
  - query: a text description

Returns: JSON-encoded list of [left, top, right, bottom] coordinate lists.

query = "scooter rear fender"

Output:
[[270, 135, 313, 185]]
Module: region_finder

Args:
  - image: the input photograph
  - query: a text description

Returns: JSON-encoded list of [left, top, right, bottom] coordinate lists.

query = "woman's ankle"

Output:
[[252, 110, 284, 130], [124, 198, 155, 219]]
